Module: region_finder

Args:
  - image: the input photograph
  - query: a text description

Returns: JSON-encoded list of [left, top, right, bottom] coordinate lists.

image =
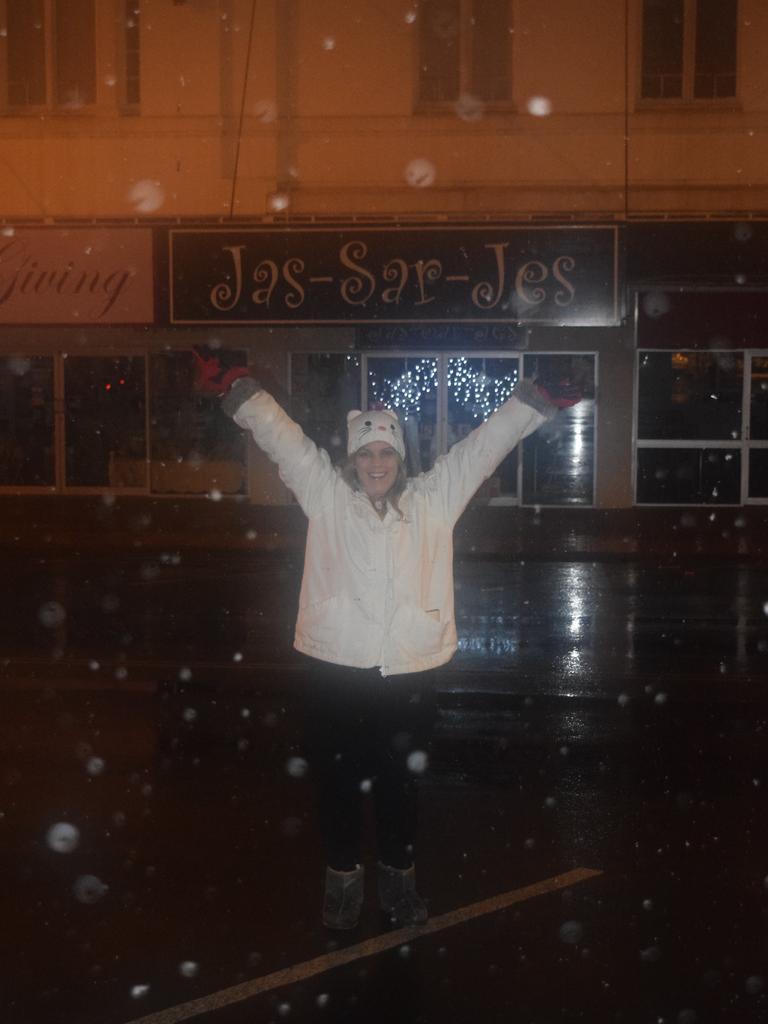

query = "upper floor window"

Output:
[[641, 0, 737, 101], [1, 0, 140, 112], [418, 0, 512, 106], [124, 2, 140, 108]]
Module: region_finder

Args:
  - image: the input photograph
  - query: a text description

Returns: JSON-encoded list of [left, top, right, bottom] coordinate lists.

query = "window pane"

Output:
[[694, 0, 737, 99], [637, 447, 741, 503], [149, 351, 246, 495], [367, 356, 438, 474], [290, 353, 361, 464], [748, 449, 768, 499], [55, 0, 96, 107], [124, 1, 141, 106], [65, 356, 146, 488], [0, 357, 54, 486], [641, 73, 683, 98], [471, 0, 510, 101], [750, 356, 768, 441], [7, 0, 46, 105], [447, 356, 519, 501], [641, 0, 684, 98], [638, 351, 743, 440], [522, 354, 596, 505], [418, 0, 461, 102], [482, 357, 519, 498]]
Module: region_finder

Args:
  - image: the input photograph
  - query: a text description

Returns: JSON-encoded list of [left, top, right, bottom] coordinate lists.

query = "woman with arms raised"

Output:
[[194, 348, 579, 931]]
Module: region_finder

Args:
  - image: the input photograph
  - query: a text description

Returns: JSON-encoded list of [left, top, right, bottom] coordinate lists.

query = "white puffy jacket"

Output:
[[230, 381, 550, 677]]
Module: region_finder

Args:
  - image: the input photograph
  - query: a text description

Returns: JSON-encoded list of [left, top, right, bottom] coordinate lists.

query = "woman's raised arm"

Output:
[[193, 348, 336, 518], [419, 378, 580, 525]]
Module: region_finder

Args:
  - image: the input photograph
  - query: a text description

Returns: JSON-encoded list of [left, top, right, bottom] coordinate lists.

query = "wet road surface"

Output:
[[2, 551, 767, 699], [2, 552, 768, 1022]]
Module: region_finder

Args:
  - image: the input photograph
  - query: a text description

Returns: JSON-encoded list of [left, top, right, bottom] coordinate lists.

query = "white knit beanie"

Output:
[[346, 409, 405, 459]]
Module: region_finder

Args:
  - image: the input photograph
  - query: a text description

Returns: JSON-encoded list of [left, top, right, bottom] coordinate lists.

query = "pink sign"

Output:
[[0, 228, 153, 324]]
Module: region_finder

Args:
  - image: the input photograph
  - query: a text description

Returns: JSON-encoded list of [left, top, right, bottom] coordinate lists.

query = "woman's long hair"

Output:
[[339, 454, 408, 520]]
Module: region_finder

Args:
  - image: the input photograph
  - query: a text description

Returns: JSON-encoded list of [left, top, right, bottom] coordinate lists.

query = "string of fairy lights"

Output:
[[368, 357, 519, 421]]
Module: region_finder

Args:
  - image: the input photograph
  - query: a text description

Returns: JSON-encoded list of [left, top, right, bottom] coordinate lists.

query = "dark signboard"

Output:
[[637, 289, 768, 349], [169, 225, 619, 327], [357, 323, 529, 349], [628, 222, 768, 288]]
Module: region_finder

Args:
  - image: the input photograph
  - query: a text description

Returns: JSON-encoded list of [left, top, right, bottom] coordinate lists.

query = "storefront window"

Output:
[[290, 353, 362, 465], [522, 354, 596, 506], [366, 356, 439, 475], [149, 351, 247, 495], [750, 356, 768, 441], [634, 349, 768, 505], [0, 356, 55, 487], [447, 355, 520, 501], [64, 356, 146, 488], [638, 351, 743, 440], [290, 351, 596, 506], [638, 448, 741, 504], [749, 356, 768, 499], [748, 450, 768, 499]]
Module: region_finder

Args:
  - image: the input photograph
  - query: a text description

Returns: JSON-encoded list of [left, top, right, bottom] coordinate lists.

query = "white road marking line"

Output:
[[125, 867, 602, 1024]]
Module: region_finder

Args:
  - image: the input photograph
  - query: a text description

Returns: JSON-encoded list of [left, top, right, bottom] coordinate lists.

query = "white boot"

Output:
[[377, 862, 428, 926], [322, 865, 364, 930]]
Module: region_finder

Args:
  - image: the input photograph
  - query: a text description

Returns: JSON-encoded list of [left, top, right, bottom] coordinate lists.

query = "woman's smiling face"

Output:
[[353, 441, 400, 499]]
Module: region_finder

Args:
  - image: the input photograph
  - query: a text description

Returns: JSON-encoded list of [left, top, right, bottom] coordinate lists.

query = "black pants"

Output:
[[302, 661, 437, 872]]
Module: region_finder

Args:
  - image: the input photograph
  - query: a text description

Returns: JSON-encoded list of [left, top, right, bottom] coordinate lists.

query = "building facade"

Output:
[[1, 0, 766, 517]]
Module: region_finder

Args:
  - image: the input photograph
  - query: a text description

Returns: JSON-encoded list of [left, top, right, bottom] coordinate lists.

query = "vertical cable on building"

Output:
[[623, 0, 631, 322], [228, 0, 258, 219], [624, 0, 630, 223]]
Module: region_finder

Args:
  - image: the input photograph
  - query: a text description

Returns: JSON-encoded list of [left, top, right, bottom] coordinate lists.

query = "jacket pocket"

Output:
[[298, 595, 339, 645], [298, 594, 375, 654], [391, 604, 448, 659]]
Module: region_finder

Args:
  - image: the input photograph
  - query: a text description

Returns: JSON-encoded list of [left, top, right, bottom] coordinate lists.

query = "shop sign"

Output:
[[170, 225, 619, 327], [0, 228, 154, 324]]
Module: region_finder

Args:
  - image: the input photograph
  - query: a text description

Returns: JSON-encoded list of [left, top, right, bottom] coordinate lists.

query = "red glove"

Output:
[[535, 378, 582, 409], [192, 347, 251, 396]]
